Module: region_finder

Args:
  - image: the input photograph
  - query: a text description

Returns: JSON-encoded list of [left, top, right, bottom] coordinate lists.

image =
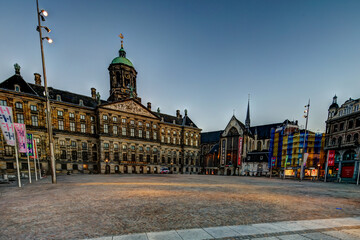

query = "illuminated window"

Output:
[[122, 118, 126, 123], [130, 120, 134, 125], [17, 113, 24, 124], [15, 102, 23, 109], [113, 126, 118, 135], [69, 112, 75, 118], [80, 114, 85, 120], [58, 120, 64, 130], [70, 122, 75, 131], [31, 116, 38, 126], [30, 105, 37, 111], [103, 115, 108, 120], [81, 124, 86, 133], [113, 116, 117, 122], [57, 110, 63, 116]]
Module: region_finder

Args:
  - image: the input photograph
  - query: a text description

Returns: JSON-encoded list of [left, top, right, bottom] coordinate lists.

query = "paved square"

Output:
[[0, 174, 359, 239]]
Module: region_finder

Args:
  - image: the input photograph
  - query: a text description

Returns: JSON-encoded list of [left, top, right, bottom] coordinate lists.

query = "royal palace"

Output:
[[0, 41, 201, 175]]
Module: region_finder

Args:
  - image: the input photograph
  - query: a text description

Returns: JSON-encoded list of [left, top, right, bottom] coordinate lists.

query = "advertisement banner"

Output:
[[271, 157, 276, 167], [0, 106, 16, 146], [14, 123, 27, 153], [237, 137, 243, 166], [33, 139, 38, 159], [27, 134, 34, 157], [303, 153, 309, 166], [221, 140, 226, 165], [328, 150, 335, 167]]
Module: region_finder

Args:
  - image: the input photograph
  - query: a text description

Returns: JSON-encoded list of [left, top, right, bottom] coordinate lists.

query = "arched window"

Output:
[[348, 120, 354, 129], [346, 135, 351, 142], [354, 133, 359, 141], [343, 150, 356, 161], [338, 136, 342, 145], [257, 141, 262, 151], [331, 138, 336, 145]]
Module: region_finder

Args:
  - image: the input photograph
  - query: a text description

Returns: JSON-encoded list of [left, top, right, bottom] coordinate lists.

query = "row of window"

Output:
[[330, 133, 359, 146], [331, 119, 360, 133]]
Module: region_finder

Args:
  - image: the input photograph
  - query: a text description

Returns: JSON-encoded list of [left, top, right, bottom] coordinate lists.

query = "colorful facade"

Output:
[[269, 126, 326, 178]]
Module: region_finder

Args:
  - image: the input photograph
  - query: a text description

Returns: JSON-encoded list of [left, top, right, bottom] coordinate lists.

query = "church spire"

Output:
[[245, 94, 250, 130]]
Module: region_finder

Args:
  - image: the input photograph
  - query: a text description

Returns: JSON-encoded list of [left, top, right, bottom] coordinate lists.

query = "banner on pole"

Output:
[[0, 106, 16, 146], [14, 123, 27, 153], [303, 153, 309, 167], [328, 150, 335, 167], [271, 157, 276, 167], [27, 133, 34, 157], [237, 137, 243, 166], [221, 140, 226, 165], [33, 139, 38, 159]]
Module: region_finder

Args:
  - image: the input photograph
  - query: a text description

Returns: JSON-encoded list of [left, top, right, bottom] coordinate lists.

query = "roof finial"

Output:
[[119, 33, 124, 49], [14, 63, 20, 75]]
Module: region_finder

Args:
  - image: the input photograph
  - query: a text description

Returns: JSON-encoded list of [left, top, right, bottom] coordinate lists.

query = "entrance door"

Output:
[[115, 165, 119, 173], [105, 165, 110, 174]]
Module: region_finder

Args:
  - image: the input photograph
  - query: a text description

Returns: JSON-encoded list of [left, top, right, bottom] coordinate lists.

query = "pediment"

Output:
[[101, 99, 158, 119], [222, 116, 245, 137]]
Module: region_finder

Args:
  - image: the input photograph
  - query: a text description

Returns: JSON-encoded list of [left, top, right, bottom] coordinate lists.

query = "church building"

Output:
[[0, 39, 201, 175]]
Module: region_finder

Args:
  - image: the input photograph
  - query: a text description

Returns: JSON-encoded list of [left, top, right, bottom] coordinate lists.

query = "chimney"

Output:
[[147, 102, 151, 110], [34, 73, 42, 86], [91, 88, 96, 99], [176, 110, 181, 118]]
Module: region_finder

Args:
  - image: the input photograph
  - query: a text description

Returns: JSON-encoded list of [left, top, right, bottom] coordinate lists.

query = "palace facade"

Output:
[[0, 42, 201, 175], [324, 95, 360, 183]]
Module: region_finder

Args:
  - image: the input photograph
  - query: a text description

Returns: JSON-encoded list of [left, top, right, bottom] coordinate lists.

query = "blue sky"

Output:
[[1, 0, 360, 132]]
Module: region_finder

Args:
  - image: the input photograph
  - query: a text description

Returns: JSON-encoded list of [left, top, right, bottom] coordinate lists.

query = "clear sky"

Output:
[[1, 0, 360, 133]]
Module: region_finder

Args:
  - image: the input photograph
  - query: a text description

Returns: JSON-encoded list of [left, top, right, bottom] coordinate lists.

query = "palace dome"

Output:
[[111, 48, 134, 68]]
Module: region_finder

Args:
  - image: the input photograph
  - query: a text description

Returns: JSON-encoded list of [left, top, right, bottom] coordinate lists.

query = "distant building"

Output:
[[0, 40, 201, 175], [200, 99, 298, 176], [269, 125, 326, 178], [324, 95, 360, 183]]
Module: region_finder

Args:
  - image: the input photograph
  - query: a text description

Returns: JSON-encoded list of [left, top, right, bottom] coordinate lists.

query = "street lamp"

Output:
[[36, 0, 56, 184], [300, 99, 310, 181]]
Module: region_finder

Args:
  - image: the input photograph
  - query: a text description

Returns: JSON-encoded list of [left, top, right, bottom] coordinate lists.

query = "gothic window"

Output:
[[257, 141, 262, 151], [346, 135, 351, 142], [228, 127, 239, 136], [331, 138, 336, 145]]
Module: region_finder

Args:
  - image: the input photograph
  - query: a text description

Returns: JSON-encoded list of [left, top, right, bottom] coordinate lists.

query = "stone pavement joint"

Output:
[[84, 216, 360, 240]]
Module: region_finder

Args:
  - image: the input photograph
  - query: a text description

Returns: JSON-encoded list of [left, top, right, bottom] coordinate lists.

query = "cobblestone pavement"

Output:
[[0, 174, 359, 239]]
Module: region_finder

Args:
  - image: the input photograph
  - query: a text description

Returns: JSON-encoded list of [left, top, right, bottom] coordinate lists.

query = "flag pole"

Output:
[[324, 150, 329, 182], [29, 134, 38, 181], [34, 139, 42, 179], [13, 127, 22, 188], [26, 144, 32, 184]]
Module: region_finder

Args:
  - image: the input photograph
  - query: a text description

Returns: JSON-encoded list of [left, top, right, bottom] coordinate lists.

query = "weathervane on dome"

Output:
[[118, 33, 124, 48]]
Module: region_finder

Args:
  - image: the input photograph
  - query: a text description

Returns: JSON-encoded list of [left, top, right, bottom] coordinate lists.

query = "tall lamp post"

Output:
[[300, 99, 310, 181], [36, 0, 56, 184]]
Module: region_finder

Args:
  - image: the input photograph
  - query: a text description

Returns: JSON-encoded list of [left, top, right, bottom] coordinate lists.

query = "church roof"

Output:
[[201, 130, 223, 144]]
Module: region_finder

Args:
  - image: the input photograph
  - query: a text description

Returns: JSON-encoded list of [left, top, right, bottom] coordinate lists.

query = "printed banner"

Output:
[[33, 139, 38, 159], [303, 153, 309, 166], [14, 123, 27, 153], [285, 155, 289, 167], [221, 140, 226, 165], [0, 106, 16, 146], [27, 134, 34, 157], [237, 137, 243, 166], [271, 157, 276, 167], [328, 150, 335, 167]]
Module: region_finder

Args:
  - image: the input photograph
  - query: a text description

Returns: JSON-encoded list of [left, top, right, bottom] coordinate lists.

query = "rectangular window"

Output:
[[153, 132, 157, 140], [103, 115, 108, 120], [113, 116, 117, 122], [69, 112, 75, 118], [146, 131, 150, 139], [5, 146, 13, 156], [104, 143, 109, 149], [61, 151, 67, 159], [131, 154, 135, 161], [70, 122, 75, 131], [113, 126, 118, 135], [139, 129, 143, 138], [58, 120, 64, 130], [130, 128, 135, 137], [114, 152, 119, 161], [30, 105, 37, 111], [0, 100, 7, 106], [60, 140, 65, 146], [80, 114, 85, 120], [6, 162, 14, 169], [114, 143, 119, 150], [17, 113, 24, 124], [130, 120, 135, 125], [139, 154, 143, 162], [168, 136, 170, 143], [81, 123, 86, 133], [146, 123, 150, 127], [57, 110, 63, 116], [31, 116, 38, 126], [161, 136, 164, 143], [122, 127, 126, 136], [90, 116, 94, 121], [71, 141, 76, 147], [173, 137, 176, 144], [122, 118, 126, 123], [72, 151, 77, 160], [15, 102, 23, 109], [104, 124, 108, 133], [91, 125, 95, 134], [123, 153, 127, 161]]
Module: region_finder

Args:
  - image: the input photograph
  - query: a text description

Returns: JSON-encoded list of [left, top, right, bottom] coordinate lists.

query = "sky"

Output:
[[1, 0, 360, 133]]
